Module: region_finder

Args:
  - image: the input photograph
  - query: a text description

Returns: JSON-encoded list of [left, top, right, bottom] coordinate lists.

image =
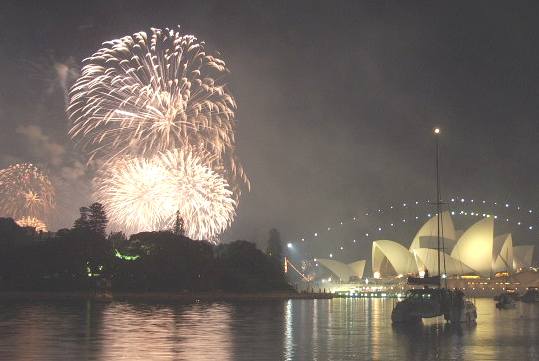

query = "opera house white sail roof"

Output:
[[318, 258, 366, 282], [372, 213, 535, 278]]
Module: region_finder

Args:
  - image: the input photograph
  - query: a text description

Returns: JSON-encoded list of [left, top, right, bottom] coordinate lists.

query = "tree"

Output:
[[73, 207, 90, 231], [88, 202, 108, 237], [266, 228, 282, 259], [108, 231, 127, 248], [173, 210, 185, 236]]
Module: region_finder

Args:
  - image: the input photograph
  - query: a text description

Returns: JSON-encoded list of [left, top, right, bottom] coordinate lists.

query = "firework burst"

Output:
[[68, 27, 248, 193], [0, 163, 55, 220], [94, 149, 235, 240], [16, 216, 48, 232]]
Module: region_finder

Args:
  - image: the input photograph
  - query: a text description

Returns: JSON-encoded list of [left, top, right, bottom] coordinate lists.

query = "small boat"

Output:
[[391, 128, 477, 325], [494, 288, 520, 301], [496, 293, 516, 309], [392, 287, 477, 323], [521, 287, 539, 303]]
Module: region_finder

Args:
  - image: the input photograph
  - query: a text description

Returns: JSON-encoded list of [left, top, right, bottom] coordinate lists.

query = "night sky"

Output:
[[1, 1, 538, 258]]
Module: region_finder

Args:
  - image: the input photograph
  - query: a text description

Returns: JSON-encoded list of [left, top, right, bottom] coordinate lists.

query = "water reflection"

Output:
[[0, 298, 538, 360], [99, 302, 233, 360]]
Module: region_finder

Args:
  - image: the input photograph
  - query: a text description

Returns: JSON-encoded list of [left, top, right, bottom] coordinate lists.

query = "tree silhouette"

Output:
[[173, 210, 185, 236], [88, 202, 108, 237], [266, 228, 283, 259], [73, 207, 90, 231]]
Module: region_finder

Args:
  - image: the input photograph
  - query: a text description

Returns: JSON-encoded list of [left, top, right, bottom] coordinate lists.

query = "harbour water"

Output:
[[0, 298, 538, 360]]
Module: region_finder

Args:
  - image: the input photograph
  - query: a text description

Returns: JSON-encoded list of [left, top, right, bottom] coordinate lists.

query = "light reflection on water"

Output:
[[0, 298, 538, 360]]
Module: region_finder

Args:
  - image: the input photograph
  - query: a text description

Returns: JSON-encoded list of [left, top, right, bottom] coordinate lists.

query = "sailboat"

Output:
[[391, 128, 478, 324]]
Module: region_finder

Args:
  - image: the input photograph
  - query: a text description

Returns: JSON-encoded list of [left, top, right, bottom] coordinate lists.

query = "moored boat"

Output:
[[496, 293, 516, 309], [391, 128, 477, 324]]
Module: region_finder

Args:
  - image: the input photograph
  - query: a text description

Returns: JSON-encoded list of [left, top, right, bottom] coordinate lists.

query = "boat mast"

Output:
[[434, 127, 447, 288], [434, 127, 441, 279]]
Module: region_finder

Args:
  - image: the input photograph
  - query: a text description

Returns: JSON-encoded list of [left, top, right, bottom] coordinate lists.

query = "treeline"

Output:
[[0, 204, 291, 293]]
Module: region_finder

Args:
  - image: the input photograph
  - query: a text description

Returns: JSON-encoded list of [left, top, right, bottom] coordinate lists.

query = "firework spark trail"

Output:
[[94, 149, 236, 240], [0, 163, 55, 220], [16, 216, 48, 232], [67, 27, 249, 194]]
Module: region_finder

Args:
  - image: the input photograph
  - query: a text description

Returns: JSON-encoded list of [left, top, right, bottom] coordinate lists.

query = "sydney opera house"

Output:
[[318, 212, 535, 282]]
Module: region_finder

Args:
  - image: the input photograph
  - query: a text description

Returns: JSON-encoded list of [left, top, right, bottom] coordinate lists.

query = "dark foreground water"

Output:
[[0, 298, 538, 361]]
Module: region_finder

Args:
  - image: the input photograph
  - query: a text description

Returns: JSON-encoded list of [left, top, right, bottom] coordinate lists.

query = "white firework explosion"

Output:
[[94, 149, 235, 241]]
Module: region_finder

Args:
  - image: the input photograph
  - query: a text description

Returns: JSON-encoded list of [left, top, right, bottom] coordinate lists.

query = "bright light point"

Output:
[[313, 258, 317, 262], [340, 246, 344, 250], [451, 211, 455, 215], [419, 270, 425, 278], [442, 274, 447, 279], [287, 242, 293, 249], [433, 127, 441, 134], [329, 253, 333, 258], [378, 227, 382, 231], [365, 233, 369, 237], [461, 198, 465, 202], [373, 272, 381, 279], [314, 232, 318, 237], [505, 203, 509, 208], [517, 222, 521, 226], [529, 226, 533, 230], [353, 239, 356, 243]]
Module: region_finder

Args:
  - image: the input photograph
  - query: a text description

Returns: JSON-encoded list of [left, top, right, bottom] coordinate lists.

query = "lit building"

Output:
[[372, 212, 535, 278], [317, 258, 366, 282]]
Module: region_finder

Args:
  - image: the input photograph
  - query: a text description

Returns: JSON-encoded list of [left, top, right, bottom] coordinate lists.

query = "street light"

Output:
[[434, 127, 441, 135]]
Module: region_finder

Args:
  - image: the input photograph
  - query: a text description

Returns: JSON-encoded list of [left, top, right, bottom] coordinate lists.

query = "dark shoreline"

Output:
[[0, 291, 334, 302]]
